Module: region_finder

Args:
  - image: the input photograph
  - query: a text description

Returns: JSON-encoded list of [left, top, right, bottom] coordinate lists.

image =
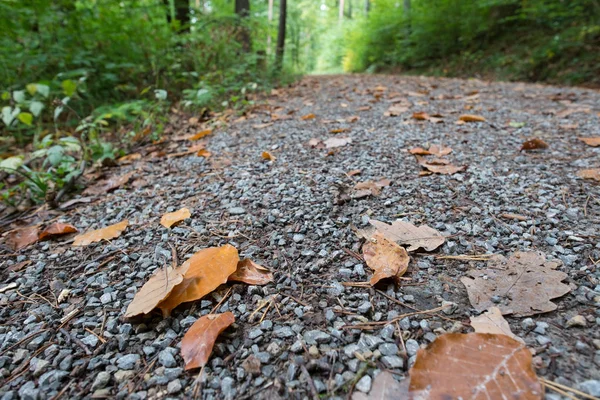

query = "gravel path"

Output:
[[1, 74, 600, 399]]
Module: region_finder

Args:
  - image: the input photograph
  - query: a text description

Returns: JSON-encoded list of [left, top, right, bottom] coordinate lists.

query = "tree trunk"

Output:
[[235, 0, 251, 52], [403, 0, 411, 38], [275, 0, 287, 71], [364, 0, 370, 16], [267, 0, 274, 55], [347, 0, 352, 19], [339, 0, 344, 24]]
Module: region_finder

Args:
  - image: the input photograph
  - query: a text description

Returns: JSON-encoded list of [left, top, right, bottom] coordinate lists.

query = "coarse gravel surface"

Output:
[[1, 74, 600, 399]]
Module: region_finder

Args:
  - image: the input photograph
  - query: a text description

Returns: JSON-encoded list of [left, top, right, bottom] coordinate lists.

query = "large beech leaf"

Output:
[[181, 312, 235, 370], [228, 259, 273, 285], [6, 226, 40, 251], [39, 222, 78, 240], [83, 171, 135, 195], [157, 245, 239, 317], [362, 232, 409, 285], [365, 219, 445, 252], [409, 333, 543, 399], [72, 220, 128, 246]]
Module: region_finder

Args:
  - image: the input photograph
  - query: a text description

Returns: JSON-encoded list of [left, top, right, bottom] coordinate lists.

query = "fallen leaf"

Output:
[[330, 128, 349, 134], [417, 157, 466, 175], [72, 220, 129, 246], [352, 371, 409, 400], [357, 106, 371, 111], [362, 232, 409, 285], [189, 129, 212, 140], [323, 137, 352, 149], [470, 307, 524, 343], [409, 145, 452, 157], [460, 251, 570, 317], [117, 153, 142, 164], [168, 144, 206, 158], [161, 208, 191, 228], [157, 245, 239, 317], [409, 333, 542, 399], [196, 148, 212, 158], [39, 222, 78, 240], [384, 105, 408, 117], [301, 113, 316, 120], [577, 168, 600, 181], [59, 197, 93, 210], [347, 169, 361, 176], [83, 171, 135, 195], [409, 147, 432, 155], [500, 213, 528, 221], [181, 312, 235, 370], [412, 112, 430, 120], [352, 178, 391, 198], [459, 114, 486, 122], [307, 138, 323, 148], [124, 264, 189, 318], [578, 137, 600, 147], [261, 151, 276, 161], [347, 115, 360, 122], [6, 226, 39, 251], [364, 219, 445, 252], [228, 259, 273, 285], [253, 122, 274, 129], [521, 138, 548, 151]]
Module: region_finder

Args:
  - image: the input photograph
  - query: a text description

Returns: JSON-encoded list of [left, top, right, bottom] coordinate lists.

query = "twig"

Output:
[[59, 328, 91, 355], [192, 365, 205, 399], [0, 328, 49, 356], [238, 381, 273, 400], [342, 305, 449, 330], [209, 287, 233, 314], [541, 378, 600, 400], [300, 363, 319, 400]]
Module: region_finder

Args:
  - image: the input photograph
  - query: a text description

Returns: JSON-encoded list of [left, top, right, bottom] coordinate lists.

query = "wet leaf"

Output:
[[228, 259, 273, 285], [83, 171, 135, 195], [577, 168, 600, 181], [124, 264, 189, 318], [301, 113, 316, 120], [160, 208, 191, 228], [6, 226, 40, 251], [460, 251, 570, 317], [261, 151, 276, 161], [362, 219, 445, 252], [72, 220, 128, 246], [181, 312, 235, 370], [459, 114, 486, 122], [189, 129, 212, 140], [362, 232, 410, 286], [521, 138, 548, 151], [323, 137, 352, 149], [158, 245, 239, 317], [470, 307, 524, 343], [409, 333, 542, 399], [578, 137, 600, 147], [39, 222, 78, 240]]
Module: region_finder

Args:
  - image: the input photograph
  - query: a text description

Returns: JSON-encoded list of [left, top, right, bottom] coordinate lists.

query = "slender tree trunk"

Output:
[[275, 0, 287, 71], [403, 0, 411, 39], [267, 0, 274, 55], [364, 0, 369, 16], [347, 0, 352, 19], [235, 0, 252, 52], [339, 0, 344, 24]]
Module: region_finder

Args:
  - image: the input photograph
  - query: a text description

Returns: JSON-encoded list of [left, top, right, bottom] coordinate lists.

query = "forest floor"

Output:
[[1, 74, 600, 400]]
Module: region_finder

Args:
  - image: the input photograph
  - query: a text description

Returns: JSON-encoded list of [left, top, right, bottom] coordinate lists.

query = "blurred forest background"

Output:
[[1, 0, 599, 207]]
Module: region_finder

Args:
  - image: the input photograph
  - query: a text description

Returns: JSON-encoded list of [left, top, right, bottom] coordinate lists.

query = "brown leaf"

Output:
[[228, 259, 273, 285], [357, 106, 371, 111], [577, 168, 600, 181], [189, 129, 213, 140], [261, 151, 276, 161], [181, 312, 235, 370], [323, 137, 352, 149], [460, 251, 570, 317], [578, 137, 600, 147], [253, 122, 274, 129], [196, 148, 212, 158], [347, 115, 360, 122], [470, 307, 524, 343], [415, 156, 465, 175], [352, 178, 391, 198], [117, 153, 142, 164], [301, 113, 316, 120], [72, 220, 128, 246], [500, 213, 528, 221], [83, 171, 135, 195], [124, 264, 189, 318], [409, 147, 432, 155], [157, 245, 239, 317], [330, 128, 349, 134], [160, 208, 191, 228], [365, 219, 445, 252], [39, 222, 78, 240], [412, 112, 430, 121], [409, 145, 452, 157], [6, 226, 40, 251], [307, 138, 323, 148], [459, 114, 486, 122], [384, 105, 408, 117], [521, 138, 548, 151], [362, 232, 410, 285], [409, 333, 542, 399]]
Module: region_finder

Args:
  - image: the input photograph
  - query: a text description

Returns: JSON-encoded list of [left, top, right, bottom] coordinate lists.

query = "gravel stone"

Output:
[[116, 354, 140, 370], [92, 371, 111, 390], [355, 375, 372, 393], [303, 330, 331, 345]]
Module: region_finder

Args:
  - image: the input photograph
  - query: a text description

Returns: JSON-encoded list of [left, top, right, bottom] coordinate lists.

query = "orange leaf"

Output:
[[189, 129, 212, 140], [261, 151, 276, 161], [228, 259, 273, 285], [459, 114, 486, 122], [6, 226, 40, 251], [181, 312, 235, 370], [347, 115, 360, 122], [347, 169, 361, 176], [124, 264, 189, 318], [520, 138, 548, 151], [301, 113, 316, 120], [39, 222, 78, 240], [412, 112, 430, 121], [157, 245, 239, 317], [117, 153, 142, 164], [161, 208, 191, 228], [577, 168, 600, 181], [409, 333, 542, 399], [578, 137, 600, 147], [72, 220, 128, 246], [409, 147, 432, 155], [83, 171, 135, 196], [362, 232, 409, 286], [329, 128, 349, 134], [197, 149, 212, 158]]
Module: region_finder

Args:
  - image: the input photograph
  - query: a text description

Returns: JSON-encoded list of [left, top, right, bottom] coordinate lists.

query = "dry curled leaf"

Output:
[[362, 232, 410, 286], [470, 307, 524, 344], [181, 312, 235, 370], [578, 137, 600, 147], [409, 333, 542, 399], [39, 222, 78, 240], [157, 245, 239, 317], [6, 226, 40, 251], [415, 155, 465, 175], [521, 138, 548, 151], [409, 145, 452, 157], [323, 137, 352, 149], [352, 178, 391, 198], [124, 264, 189, 318], [160, 208, 191, 228], [72, 220, 128, 247], [460, 251, 570, 317], [301, 113, 316, 120], [261, 151, 276, 161], [83, 171, 135, 195], [364, 219, 445, 252], [577, 168, 600, 181], [228, 259, 273, 285], [459, 114, 486, 122], [189, 129, 212, 140]]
